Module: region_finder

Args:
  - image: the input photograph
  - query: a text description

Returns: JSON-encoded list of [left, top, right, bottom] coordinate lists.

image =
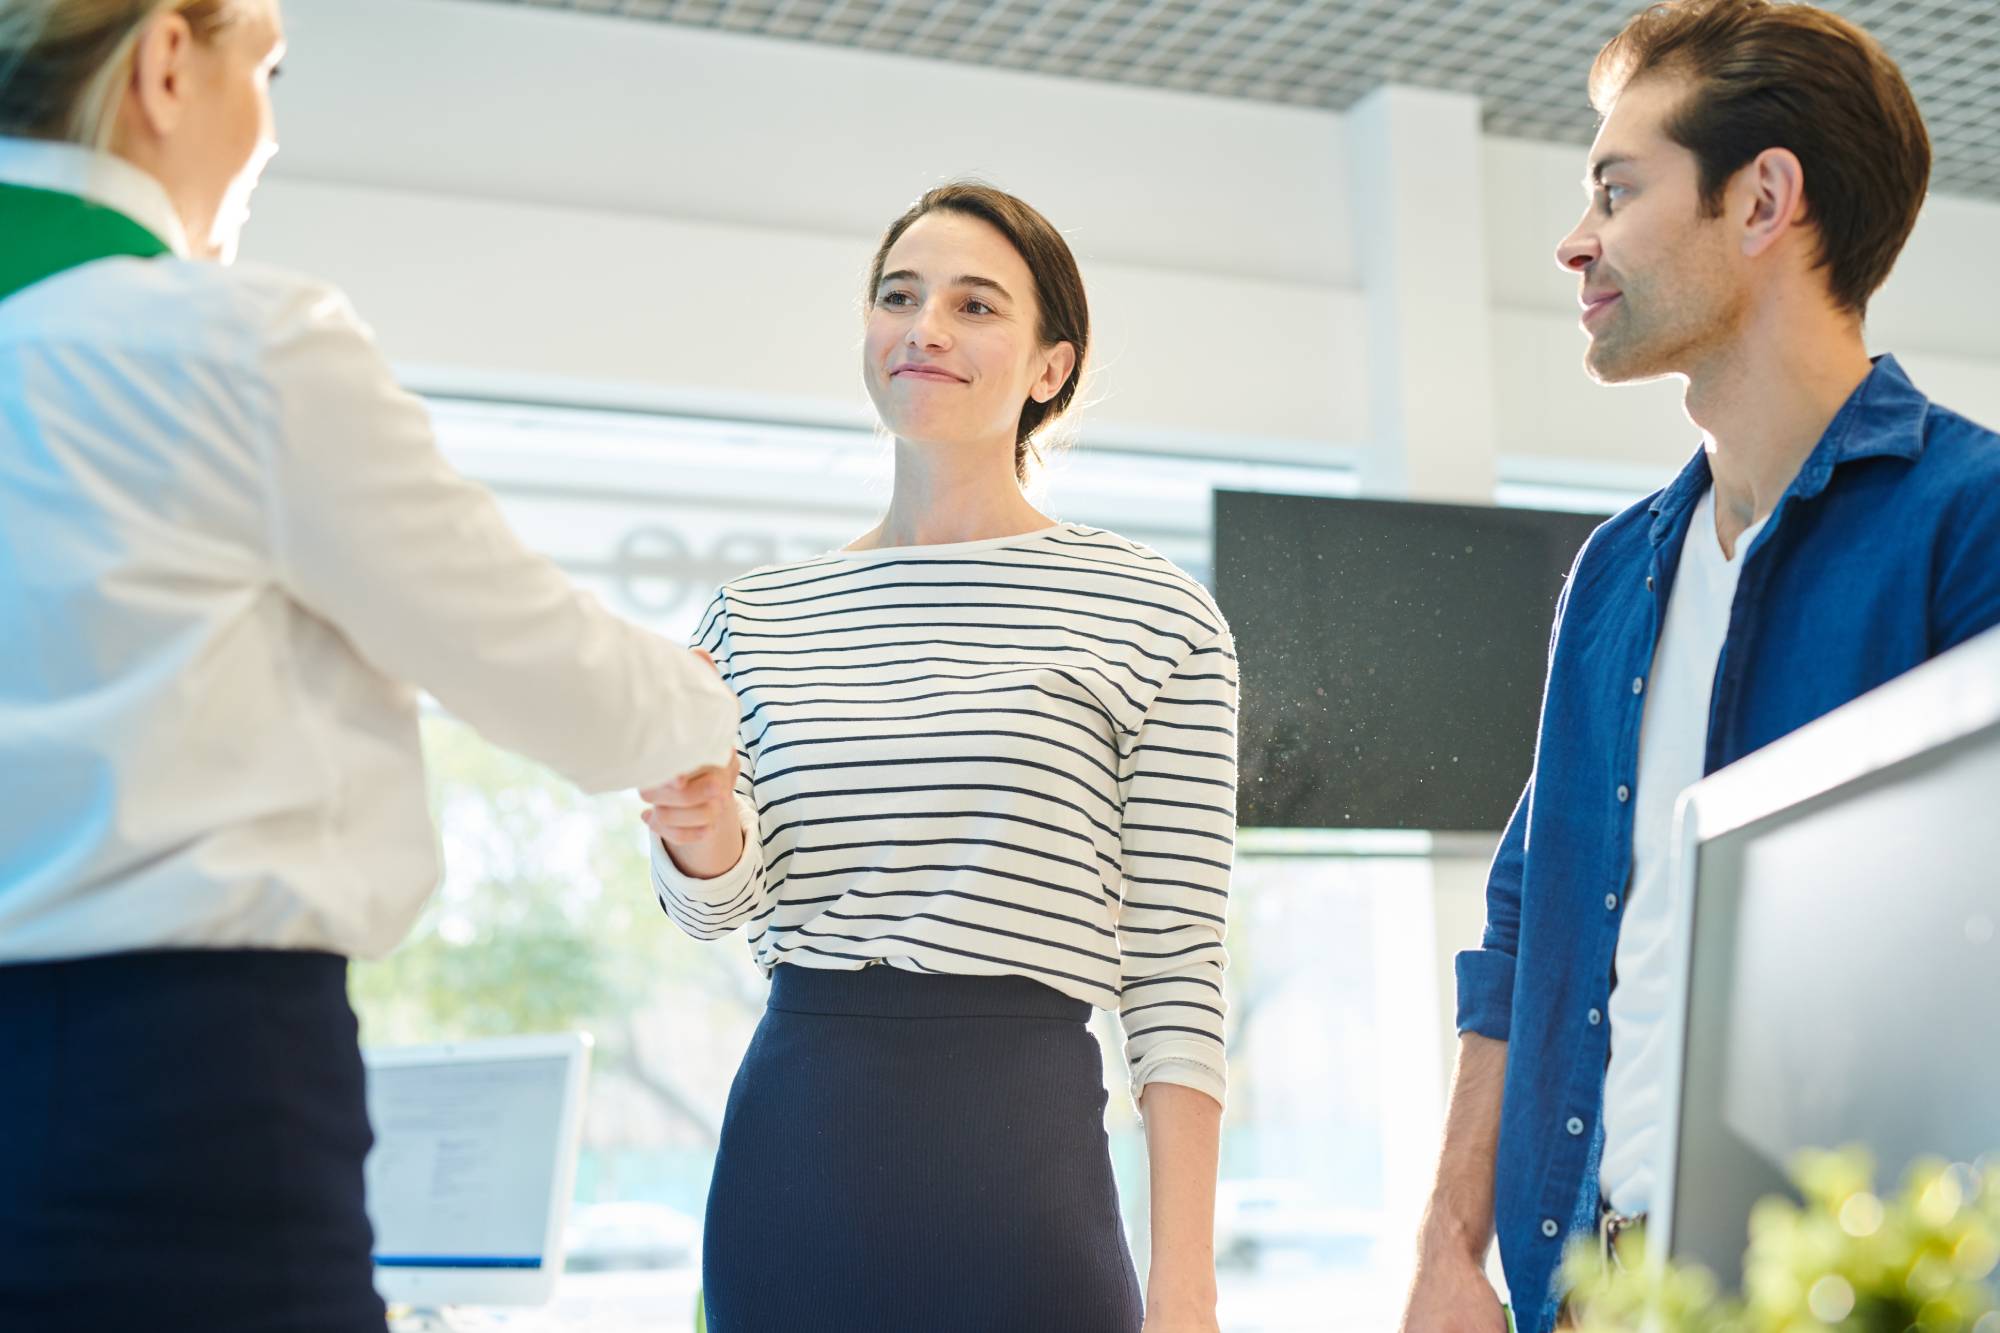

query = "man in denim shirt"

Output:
[[1398, 3, 2000, 1331]]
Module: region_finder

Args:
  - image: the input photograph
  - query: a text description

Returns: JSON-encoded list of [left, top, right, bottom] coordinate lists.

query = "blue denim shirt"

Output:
[[1455, 355, 2000, 1333]]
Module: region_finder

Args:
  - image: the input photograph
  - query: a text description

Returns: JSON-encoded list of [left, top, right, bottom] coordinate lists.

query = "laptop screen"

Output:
[[364, 1053, 573, 1271]]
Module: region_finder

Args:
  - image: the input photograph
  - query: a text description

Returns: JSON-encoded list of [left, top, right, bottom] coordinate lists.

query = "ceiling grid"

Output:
[[487, 0, 2000, 198]]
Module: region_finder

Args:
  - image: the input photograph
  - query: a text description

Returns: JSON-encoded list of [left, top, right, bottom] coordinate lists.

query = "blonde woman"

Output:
[[644, 184, 1236, 1332], [0, 3, 737, 1328]]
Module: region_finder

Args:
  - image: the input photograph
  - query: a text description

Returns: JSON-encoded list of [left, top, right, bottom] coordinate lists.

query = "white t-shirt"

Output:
[[1599, 485, 1767, 1214]]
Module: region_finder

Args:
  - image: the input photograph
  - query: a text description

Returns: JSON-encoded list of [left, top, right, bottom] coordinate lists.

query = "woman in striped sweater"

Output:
[[641, 183, 1236, 1332]]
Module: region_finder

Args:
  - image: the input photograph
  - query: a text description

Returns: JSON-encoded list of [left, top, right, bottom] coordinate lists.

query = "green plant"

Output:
[[1563, 1148, 2000, 1332]]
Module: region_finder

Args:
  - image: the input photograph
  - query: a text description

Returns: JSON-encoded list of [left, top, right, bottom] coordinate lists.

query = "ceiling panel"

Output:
[[485, 0, 2000, 199]]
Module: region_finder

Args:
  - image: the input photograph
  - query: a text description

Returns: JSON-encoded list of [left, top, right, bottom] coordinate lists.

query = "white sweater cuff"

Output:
[[1132, 1051, 1227, 1113], [649, 795, 760, 909]]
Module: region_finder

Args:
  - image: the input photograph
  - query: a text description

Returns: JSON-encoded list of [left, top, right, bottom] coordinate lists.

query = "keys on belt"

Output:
[[1598, 1201, 1647, 1269]]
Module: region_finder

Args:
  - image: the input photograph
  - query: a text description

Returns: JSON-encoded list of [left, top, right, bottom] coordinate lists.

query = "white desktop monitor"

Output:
[[362, 1032, 593, 1308], [1652, 625, 2000, 1291]]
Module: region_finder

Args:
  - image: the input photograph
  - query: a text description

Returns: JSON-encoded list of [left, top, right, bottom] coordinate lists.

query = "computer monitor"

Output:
[[362, 1032, 593, 1309], [1652, 625, 2000, 1291]]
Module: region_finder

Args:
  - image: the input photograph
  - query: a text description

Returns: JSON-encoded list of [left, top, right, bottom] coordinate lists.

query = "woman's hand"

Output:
[[640, 749, 744, 878], [1139, 1081, 1223, 1333], [1141, 1295, 1221, 1333], [639, 649, 745, 879]]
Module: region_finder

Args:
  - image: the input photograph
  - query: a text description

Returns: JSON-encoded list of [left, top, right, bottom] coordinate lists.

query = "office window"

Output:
[[351, 398, 1428, 1331]]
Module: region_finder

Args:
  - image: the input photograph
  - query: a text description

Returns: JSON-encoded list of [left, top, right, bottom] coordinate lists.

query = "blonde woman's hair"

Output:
[[0, 0, 246, 149]]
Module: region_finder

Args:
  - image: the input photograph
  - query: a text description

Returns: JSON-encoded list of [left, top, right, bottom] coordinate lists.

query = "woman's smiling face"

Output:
[[863, 209, 1074, 455]]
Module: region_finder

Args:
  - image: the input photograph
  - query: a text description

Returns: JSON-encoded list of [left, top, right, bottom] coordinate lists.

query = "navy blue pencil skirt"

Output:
[[701, 963, 1143, 1332], [0, 948, 385, 1333]]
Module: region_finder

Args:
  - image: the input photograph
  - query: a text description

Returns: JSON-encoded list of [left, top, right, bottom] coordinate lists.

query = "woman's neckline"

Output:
[[828, 520, 1077, 560]]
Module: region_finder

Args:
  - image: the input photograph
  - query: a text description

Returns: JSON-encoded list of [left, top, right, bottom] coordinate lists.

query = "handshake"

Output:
[[641, 649, 746, 881]]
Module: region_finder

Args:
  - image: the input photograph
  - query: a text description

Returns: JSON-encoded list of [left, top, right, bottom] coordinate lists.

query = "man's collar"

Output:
[[1648, 355, 1929, 544], [1792, 354, 1930, 491], [0, 135, 190, 258]]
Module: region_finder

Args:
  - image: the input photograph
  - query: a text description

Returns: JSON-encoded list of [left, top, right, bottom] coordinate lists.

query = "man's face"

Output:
[[1555, 74, 1746, 384]]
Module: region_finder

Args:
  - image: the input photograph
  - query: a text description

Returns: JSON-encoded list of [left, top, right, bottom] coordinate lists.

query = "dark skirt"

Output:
[[0, 948, 385, 1333], [701, 963, 1143, 1332]]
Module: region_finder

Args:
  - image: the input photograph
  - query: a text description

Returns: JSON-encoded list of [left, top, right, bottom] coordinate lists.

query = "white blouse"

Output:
[[0, 138, 738, 965]]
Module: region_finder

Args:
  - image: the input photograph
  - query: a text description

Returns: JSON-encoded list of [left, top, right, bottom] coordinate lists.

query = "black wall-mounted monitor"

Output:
[[1214, 490, 1611, 832]]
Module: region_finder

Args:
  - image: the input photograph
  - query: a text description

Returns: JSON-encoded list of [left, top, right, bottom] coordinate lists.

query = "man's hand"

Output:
[[1400, 1032, 1510, 1333], [1399, 1240, 1509, 1333]]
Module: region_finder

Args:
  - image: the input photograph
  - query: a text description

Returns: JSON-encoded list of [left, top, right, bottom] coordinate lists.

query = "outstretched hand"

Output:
[[640, 649, 746, 878]]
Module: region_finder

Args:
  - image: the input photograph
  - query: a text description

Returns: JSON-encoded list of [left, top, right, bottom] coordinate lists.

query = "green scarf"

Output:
[[0, 180, 169, 301]]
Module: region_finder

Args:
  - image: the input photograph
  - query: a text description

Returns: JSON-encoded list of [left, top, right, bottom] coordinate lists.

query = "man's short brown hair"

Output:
[[1590, 0, 1931, 315]]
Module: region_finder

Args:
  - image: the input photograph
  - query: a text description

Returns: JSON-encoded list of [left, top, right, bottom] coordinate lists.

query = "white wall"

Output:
[[1483, 135, 2000, 479], [253, 0, 1366, 452], [249, 0, 2000, 486]]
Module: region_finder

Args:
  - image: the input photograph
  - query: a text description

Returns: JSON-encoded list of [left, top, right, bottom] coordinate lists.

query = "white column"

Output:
[[1346, 88, 1505, 1297], [1346, 85, 1499, 503]]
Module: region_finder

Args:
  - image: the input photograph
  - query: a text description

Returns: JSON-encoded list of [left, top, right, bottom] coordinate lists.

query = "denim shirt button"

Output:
[[1632, 676, 1645, 695], [1617, 783, 1631, 803], [1542, 1218, 1560, 1238], [1606, 892, 1620, 911], [1645, 574, 1655, 592], [1567, 1117, 1585, 1136], [1588, 1007, 1603, 1025]]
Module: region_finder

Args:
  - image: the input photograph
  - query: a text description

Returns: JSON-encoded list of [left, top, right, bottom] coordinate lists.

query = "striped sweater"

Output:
[[651, 521, 1237, 1105]]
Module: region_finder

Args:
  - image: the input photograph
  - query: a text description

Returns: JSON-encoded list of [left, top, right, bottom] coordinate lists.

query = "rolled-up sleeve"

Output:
[[1117, 626, 1238, 1110], [1455, 778, 1526, 1040]]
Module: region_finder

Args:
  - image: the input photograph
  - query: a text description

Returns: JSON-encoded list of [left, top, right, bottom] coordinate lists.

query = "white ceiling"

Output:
[[483, 0, 2000, 199]]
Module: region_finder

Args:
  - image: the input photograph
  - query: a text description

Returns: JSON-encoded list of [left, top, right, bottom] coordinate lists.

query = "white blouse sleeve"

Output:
[[254, 277, 738, 793]]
